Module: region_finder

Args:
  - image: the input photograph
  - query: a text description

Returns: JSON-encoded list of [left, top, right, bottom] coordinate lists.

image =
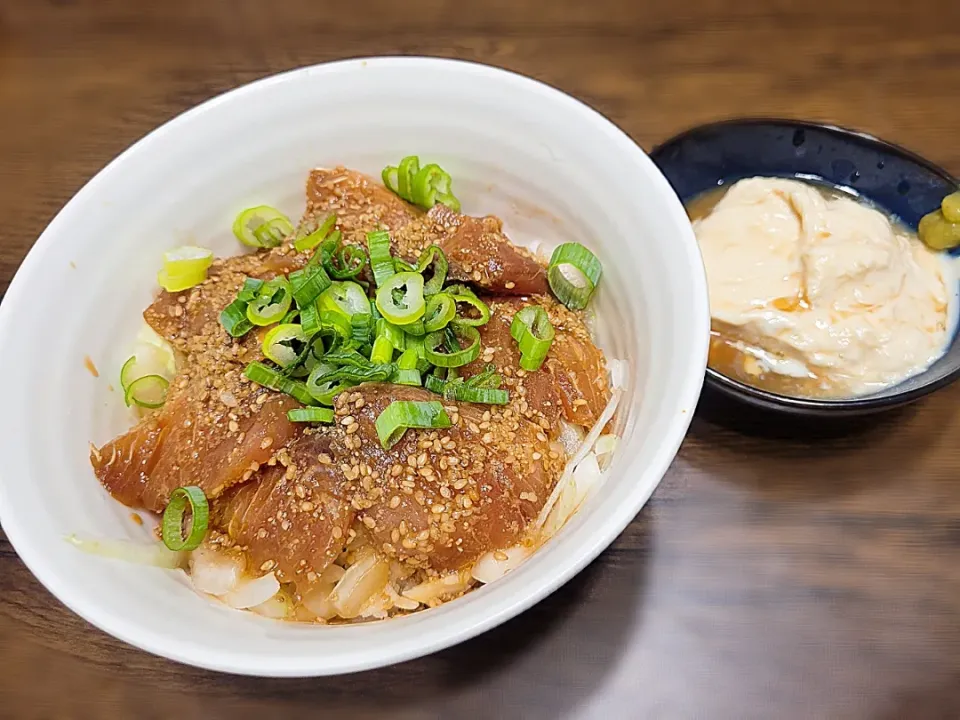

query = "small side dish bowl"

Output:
[[651, 118, 960, 417], [0, 58, 708, 675]]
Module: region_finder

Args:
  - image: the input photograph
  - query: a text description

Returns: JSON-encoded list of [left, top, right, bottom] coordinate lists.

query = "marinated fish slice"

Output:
[[92, 381, 299, 513], [304, 168, 548, 295], [460, 296, 610, 428], [212, 431, 355, 582], [331, 384, 564, 573], [95, 253, 303, 513], [304, 166, 422, 246], [393, 205, 549, 295]]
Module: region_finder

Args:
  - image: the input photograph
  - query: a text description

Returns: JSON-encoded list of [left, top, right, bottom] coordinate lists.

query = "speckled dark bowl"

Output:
[[650, 118, 960, 417]]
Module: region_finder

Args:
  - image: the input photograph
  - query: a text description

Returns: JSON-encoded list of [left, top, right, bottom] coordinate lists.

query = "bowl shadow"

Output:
[[680, 383, 946, 502]]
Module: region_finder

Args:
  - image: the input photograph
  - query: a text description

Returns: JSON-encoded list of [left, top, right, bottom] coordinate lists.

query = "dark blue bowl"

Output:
[[650, 118, 959, 417]]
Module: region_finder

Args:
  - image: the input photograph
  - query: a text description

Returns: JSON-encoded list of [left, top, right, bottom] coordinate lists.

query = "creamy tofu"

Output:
[[696, 177, 951, 396]]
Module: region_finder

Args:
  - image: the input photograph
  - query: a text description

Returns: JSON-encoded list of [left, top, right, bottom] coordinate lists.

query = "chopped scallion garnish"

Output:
[[375, 272, 425, 325], [366, 230, 396, 287], [220, 277, 264, 337], [287, 407, 335, 423], [547, 243, 602, 310], [244, 362, 315, 405], [246, 277, 293, 326], [161, 486, 209, 552], [124, 374, 169, 409], [424, 323, 481, 367], [294, 213, 337, 253], [157, 246, 213, 293], [232, 206, 294, 249], [381, 156, 461, 212], [510, 305, 555, 371], [262, 324, 310, 369], [423, 293, 456, 333], [413, 245, 448, 296], [374, 400, 451, 450]]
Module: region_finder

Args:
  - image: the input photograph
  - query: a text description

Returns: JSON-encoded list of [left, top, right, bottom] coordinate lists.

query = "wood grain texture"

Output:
[[2, 0, 960, 717]]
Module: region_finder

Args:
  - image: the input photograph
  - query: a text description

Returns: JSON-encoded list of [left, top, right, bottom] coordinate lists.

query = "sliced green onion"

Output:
[[397, 347, 421, 371], [246, 277, 293, 326], [375, 400, 451, 450], [548, 243, 603, 310], [414, 245, 448, 296], [300, 301, 321, 337], [391, 368, 422, 386], [402, 319, 427, 337], [376, 319, 406, 351], [306, 377, 351, 406], [119, 345, 172, 393], [319, 281, 371, 319], [351, 313, 373, 346], [157, 246, 213, 293], [452, 385, 508, 404], [424, 373, 446, 394], [412, 164, 452, 209], [424, 323, 481, 367], [124, 374, 169, 409], [281, 309, 300, 324], [289, 263, 333, 310], [220, 277, 264, 337], [423, 293, 456, 333], [382, 157, 461, 212], [382, 165, 400, 194], [397, 155, 420, 201], [317, 311, 352, 348], [262, 324, 310, 369], [232, 206, 294, 249], [244, 362, 314, 405], [376, 272, 425, 325], [326, 241, 367, 281], [306, 361, 392, 404], [366, 230, 396, 287], [317, 348, 372, 369], [161, 486, 209, 551], [449, 292, 490, 327], [370, 334, 395, 365], [288, 407, 335, 423], [510, 305, 555, 371], [294, 213, 336, 253]]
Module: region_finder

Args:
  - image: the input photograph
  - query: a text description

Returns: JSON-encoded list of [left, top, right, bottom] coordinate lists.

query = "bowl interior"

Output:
[[0, 58, 707, 675], [650, 119, 960, 414]]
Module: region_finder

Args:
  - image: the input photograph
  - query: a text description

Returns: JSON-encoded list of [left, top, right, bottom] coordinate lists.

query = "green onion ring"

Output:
[[375, 272, 426, 325], [366, 230, 396, 287], [547, 243, 603, 310], [287, 407, 335, 423], [294, 213, 337, 253], [124, 374, 169, 409], [510, 305, 555, 371], [262, 324, 310, 369], [232, 206, 293, 249], [244, 362, 315, 405], [374, 400, 451, 450], [424, 323, 481, 367], [423, 293, 456, 333], [161, 486, 209, 551]]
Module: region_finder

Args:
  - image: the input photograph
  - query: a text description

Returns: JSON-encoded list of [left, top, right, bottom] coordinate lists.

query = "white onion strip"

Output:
[[66, 535, 184, 569], [535, 388, 621, 530]]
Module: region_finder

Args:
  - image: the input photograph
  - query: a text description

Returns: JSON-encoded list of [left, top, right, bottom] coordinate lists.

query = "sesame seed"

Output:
[[228, 421, 240, 433], [532, 452, 542, 460], [505, 281, 516, 289], [341, 416, 355, 426], [362, 516, 376, 529], [389, 495, 401, 508], [332, 527, 343, 539], [301, 501, 314, 512], [260, 437, 273, 450]]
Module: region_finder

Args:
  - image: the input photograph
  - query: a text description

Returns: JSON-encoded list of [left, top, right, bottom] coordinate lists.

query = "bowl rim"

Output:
[[651, 116, 960, 414], [0, 56, 709, 675]]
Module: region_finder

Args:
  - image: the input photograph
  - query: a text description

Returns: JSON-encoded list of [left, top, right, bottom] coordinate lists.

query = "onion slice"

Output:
[[471, 545, 532, 584], [66, 535, 184, 569], [221, 572, 280, 610], [535, 388, 621, 530]]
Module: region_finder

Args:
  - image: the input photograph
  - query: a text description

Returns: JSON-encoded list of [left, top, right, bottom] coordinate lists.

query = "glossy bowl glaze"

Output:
[[651, 118, 960, 417], [0, 58, 708, 676]]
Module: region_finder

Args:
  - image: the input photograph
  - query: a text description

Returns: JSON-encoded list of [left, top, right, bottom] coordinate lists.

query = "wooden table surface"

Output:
[[2, 1, 960, 717]]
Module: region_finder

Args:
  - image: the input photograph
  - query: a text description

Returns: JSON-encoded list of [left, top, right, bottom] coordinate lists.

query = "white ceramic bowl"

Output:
[[0, 58, 708, 676]]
